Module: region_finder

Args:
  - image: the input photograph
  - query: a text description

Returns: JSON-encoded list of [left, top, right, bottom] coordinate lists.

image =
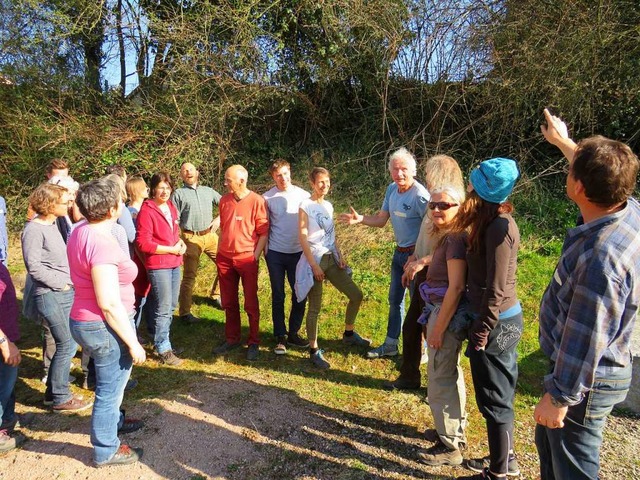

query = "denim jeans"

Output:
[[70, 315, 134, 465], [147, 267, 180, 354], [385, 249, 411, 342], [265, 249, 306, 338], [0, 358, 17, 426], [36, 289, 76, 406], [535, 361, 632, 480]]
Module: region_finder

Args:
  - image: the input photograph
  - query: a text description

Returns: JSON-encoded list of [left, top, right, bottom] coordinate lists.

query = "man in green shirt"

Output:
[[171, 162, 222, 323]]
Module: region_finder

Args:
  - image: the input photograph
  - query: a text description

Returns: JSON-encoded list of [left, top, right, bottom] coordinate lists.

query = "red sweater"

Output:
[[218, 191, 269, 257], [135, 199, 183, 270]]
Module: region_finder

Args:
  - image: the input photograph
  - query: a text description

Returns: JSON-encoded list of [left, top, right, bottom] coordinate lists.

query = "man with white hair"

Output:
[[340, 147, 429, 358], [213, 165, 269, 361]]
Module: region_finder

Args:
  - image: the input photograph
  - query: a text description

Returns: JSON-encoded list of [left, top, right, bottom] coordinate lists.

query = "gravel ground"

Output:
[[1, 372, 639, 480]]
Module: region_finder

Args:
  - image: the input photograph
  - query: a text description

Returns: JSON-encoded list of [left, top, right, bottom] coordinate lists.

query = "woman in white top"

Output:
[[298, 167, 369, 369]]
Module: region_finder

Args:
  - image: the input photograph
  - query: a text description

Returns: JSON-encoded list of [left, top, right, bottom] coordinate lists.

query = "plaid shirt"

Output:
[[539, 197, 640, 405], [171, 184, 222, 232]]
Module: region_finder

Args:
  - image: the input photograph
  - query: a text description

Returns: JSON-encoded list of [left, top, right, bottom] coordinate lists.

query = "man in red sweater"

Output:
[[213, 165, 269, 361]]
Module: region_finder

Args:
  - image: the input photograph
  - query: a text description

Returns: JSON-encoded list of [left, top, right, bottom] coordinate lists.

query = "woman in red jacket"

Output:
[[135, 172, 186, 366]]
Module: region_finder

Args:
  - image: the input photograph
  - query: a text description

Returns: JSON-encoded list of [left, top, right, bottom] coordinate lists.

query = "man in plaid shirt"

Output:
[[535, 109, 640, 480]]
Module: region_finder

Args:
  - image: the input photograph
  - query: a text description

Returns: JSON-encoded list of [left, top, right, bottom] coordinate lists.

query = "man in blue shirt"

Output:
[[534, 109, 640, 480], [340, 148, 429, 359]]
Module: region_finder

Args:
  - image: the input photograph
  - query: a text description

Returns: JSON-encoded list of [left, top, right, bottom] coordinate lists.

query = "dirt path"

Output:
[[1, 370, 639, 480]]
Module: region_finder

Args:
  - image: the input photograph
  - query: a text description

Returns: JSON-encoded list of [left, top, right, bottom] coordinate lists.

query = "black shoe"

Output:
[[213, 341, 242, 355], [118, 418, 144, 434], [382, 378, 421, 391], [180, 313, 201, 324], [96, 444, 142, 467], [466, 454, 520, 477], [287, 332, 310, 348], [246, 344, 259, 361]]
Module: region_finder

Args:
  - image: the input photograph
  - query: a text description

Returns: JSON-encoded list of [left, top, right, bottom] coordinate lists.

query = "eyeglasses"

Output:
[[428, 202, 458, 211]]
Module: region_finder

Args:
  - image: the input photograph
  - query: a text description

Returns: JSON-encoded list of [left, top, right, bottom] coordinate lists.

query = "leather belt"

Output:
[[183, 226, 212, 236], [396, 244, 415, 253]]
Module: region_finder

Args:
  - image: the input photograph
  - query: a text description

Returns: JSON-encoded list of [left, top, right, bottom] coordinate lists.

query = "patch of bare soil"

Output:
[[1, 372, 638, 480]]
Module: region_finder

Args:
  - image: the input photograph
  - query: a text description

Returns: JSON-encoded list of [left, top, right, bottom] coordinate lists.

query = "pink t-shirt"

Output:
[[68, 221, 137, 321]]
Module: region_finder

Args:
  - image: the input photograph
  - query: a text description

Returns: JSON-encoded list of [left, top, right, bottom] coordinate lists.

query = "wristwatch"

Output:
[[0, 336, 6, 345], [550, 396, 566, 408]]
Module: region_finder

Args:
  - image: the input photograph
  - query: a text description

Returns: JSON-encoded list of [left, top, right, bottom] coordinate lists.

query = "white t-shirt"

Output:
[[299, 198, 335, 256], [263, 185, 310, 254]]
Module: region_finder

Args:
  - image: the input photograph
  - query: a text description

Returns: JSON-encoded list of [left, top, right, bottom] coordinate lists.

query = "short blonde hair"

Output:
[[126, 176, 147, 202], [424, 155, 464, 193]]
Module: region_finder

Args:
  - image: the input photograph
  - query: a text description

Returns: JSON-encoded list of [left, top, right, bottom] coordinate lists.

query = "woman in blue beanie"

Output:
[[453, 157, 522, 480]]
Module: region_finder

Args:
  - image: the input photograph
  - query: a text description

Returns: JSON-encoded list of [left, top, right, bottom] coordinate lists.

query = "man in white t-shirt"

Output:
[[263, 160, 311, 355], [340, 147, 429, 358]]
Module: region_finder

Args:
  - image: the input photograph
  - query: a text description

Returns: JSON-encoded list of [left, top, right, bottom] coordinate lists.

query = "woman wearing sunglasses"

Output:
[[454, 157, 522, 480], [414, 185, 470, 467]]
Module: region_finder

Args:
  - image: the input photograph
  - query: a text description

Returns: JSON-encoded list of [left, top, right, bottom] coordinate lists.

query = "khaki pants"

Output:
[[306, 253, 362, 343], [426, 305, 468, 450], [178, 230, 220, 316]]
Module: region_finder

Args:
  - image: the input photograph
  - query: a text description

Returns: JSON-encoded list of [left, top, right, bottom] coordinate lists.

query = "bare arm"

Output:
[[254, 233, 267, 260], [541, 108, 578, 164], [338, 207, 390, 228], [91, 264, 146, 364], [427, 258, 466, 350], [299, 208, 324, 281], [0, 327, 20, 367], [210, 215, 220, 232]]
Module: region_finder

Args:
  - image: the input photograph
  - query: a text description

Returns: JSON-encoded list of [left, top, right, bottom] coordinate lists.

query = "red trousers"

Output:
[[216, 253, 260, 345]]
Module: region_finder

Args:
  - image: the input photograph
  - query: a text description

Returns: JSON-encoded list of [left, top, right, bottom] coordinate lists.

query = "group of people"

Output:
[[0, 109, 638, 480]]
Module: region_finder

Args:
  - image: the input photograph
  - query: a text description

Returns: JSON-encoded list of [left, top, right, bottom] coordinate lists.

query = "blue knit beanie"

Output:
[[470, 157, 519, 204]]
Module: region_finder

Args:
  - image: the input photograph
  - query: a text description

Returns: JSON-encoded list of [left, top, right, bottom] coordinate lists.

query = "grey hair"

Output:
[[76, 178, 120, 222], [429, 185, 466, 206], [388, 147, 417, 176]]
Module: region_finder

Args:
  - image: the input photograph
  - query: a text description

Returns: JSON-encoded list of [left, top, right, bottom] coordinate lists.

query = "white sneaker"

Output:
[[366, 343, 399, 359]]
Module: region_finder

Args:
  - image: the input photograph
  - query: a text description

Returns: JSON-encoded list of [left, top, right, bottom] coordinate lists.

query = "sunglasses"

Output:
[[428, 201, 458, 211]]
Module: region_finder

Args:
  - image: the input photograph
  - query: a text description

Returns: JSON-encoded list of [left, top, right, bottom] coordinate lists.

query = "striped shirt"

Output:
[[539, 197, 640, 405]]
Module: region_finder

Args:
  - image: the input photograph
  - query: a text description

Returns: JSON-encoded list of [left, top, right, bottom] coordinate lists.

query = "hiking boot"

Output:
[[417, 440, 463, 466], [287, 332, 310, 348], [366, 342, 399, 359], [342, 331, 372, 347], [467, 454, 520, 477], [159, 350, 184, 366], [212, 341, 242, 355], [274, 336, 287, 355], [96, 444, 142, 467], [310, 350, 331, 369], [180, 313, 201, 324], [0, 429, 17, 453], [382, 378, 421, 391], [52, 396, 93, 414], [246, 344, 259, 361]]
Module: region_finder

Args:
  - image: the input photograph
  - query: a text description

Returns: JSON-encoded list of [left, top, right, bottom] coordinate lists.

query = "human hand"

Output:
[[426, 328, 444, 350], [1, 340, 21, 367], [311, 263, 325, 281], [534, 392, 567, 429], [403, 254, 417, 269], [338, 206, 363, 225], [541, 108, 569, 146], [129, 342, 147, 365], [175, 240, 187, 255]]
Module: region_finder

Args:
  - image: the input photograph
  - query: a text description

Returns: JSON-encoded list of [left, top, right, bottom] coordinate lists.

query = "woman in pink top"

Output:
[[67, 178, 146, 468], [135, 172, 186, 366]]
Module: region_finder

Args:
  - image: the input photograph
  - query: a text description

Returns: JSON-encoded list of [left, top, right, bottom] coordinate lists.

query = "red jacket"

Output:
[[135, 199, 183, 270]]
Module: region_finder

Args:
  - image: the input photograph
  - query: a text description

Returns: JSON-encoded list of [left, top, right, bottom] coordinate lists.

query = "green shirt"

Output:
[[171, 184, 222, 231]]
